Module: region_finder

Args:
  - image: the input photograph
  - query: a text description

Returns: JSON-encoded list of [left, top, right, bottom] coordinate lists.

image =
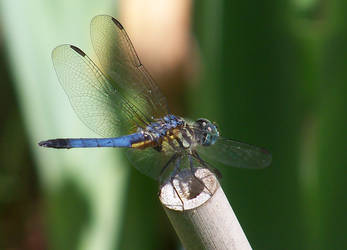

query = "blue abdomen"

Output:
[[39, 133, 145, 149]]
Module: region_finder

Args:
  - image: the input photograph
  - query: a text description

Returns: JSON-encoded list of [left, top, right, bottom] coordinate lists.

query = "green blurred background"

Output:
[[0, 0, 346, 249]]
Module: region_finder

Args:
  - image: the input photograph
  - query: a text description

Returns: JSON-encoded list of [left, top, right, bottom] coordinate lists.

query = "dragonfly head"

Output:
[[194, 118, 220, 146]]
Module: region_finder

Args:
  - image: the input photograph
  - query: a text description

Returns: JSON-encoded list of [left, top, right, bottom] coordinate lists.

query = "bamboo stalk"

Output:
[[159, 168, 252, 250]]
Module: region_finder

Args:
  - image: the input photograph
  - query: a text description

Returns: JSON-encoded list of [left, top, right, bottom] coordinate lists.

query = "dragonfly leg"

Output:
[[188, 154, 213, 196], [169, 157, 185, 210], [192, 150, 222, 179], [159, 153, 179, 184], [158, 153, 182, 206]]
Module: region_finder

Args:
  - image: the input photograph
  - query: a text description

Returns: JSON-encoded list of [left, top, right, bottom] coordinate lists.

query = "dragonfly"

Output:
[[39, 15, 272, 182]]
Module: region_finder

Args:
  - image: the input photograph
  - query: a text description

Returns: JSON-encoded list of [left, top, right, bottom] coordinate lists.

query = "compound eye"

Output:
[[195, 118, 219, 146], [195, 118, 211, 129]]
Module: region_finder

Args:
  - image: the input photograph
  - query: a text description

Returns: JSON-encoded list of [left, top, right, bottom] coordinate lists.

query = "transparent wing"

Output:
[[196, 137, 272, 169], [125, 148, 212, 181], [125, 146, 176, 180], [52, 44, 152, 137], [90, 15, 169, 121]]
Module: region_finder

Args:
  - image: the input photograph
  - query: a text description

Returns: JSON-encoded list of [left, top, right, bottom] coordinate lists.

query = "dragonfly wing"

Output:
[[90, 15, 169, 121], [125, 148, 212, 181], [125, 147, 176, 180], [52, 44, 149, 137], [196, 137, 272, 169]]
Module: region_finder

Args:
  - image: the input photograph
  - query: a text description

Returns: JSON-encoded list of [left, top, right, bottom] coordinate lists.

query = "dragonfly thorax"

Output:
[[138, 114, 199, 151], [140, 116, 220, 152], [142, 114, 184, 140]]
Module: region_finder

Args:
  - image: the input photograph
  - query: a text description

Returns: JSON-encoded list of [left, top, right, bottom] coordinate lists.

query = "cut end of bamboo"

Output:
[[159, 168, 219, 211]]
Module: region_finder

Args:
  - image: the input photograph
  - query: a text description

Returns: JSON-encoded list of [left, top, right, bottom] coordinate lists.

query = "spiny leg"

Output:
[[192, 150, 222, 179], [159, 153, 178, 184], [158, 153, 179, 197], [188, 154, 213, 196], [170, 156, 185, 210]]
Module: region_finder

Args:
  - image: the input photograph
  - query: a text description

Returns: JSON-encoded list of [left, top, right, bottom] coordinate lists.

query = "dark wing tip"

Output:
[[264, 157, 272, 168], [261, 149, 272, 167], [111, 17, 124, 30], [70, 45, 86, 57]]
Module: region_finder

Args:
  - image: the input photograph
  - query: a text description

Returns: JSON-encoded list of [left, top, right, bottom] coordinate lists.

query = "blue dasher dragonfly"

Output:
[[39, 15, 272, 182]]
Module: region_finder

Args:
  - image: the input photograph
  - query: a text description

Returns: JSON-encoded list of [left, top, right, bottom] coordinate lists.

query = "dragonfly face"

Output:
[[193, 119, 219, 146], [39, 15, 272, 182]]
